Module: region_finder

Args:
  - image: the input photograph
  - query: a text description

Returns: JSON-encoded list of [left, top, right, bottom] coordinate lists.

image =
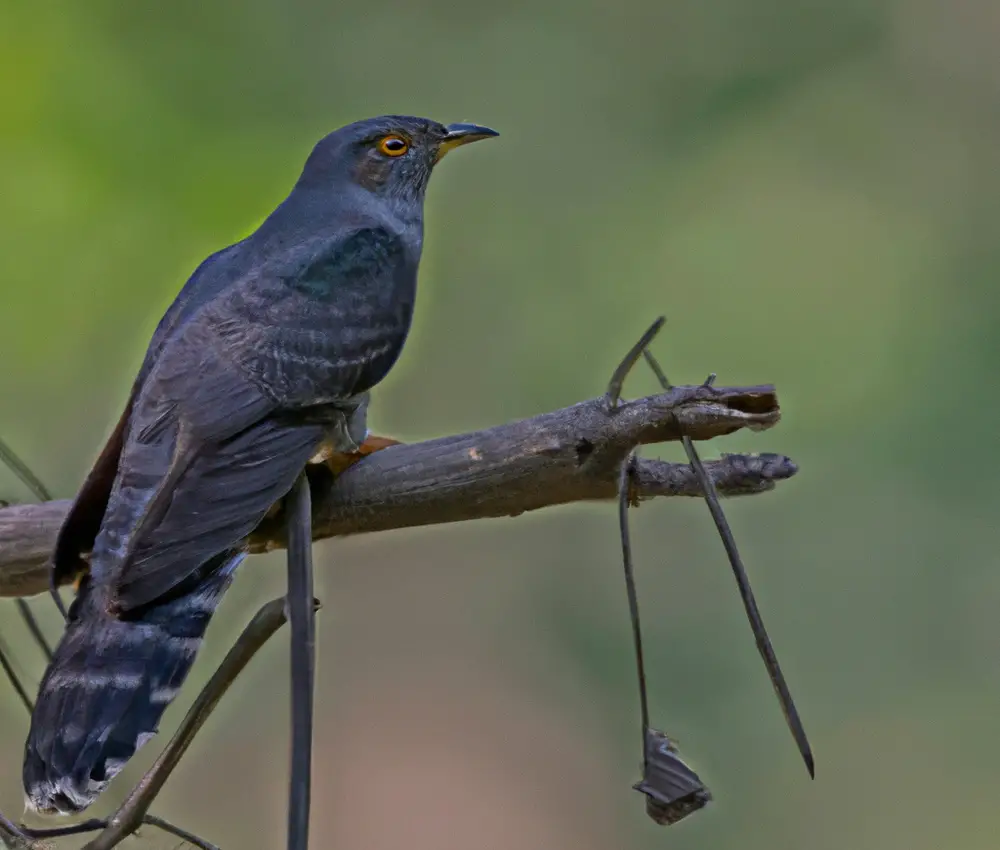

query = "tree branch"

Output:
[[0, 383, 797, 599]]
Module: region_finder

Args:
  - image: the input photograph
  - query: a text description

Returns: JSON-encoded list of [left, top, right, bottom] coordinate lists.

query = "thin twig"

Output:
[[10, 812, 220, 850], [609, 331, 712, 827], [0, 634, 32, 714], [285, 474, 316, 850], [617, 454, 648, 753], [141, 815, 220, 850], [15, 600, 53, 662], [0, 810, 37, 850], [606, 316, 666, 407], [643, 349, 814, 778], [0, 438, 51, 502], [48, 585, 67, 623]]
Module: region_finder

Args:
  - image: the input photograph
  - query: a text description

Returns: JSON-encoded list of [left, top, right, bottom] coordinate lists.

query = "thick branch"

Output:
[[0, 384, 796, 598]]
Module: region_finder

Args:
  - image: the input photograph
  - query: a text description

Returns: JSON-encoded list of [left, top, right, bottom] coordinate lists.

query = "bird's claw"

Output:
[[313, 433, 403, 477]]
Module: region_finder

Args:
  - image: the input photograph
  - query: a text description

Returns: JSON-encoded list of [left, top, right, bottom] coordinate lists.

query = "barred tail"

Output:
[[22, 552, 242, 815]]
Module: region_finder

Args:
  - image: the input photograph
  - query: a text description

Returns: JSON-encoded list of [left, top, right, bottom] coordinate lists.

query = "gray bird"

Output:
[[22, 115, 498, 816]]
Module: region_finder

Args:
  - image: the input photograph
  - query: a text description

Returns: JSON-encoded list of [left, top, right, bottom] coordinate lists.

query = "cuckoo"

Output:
[[22, 115, 498, 816]]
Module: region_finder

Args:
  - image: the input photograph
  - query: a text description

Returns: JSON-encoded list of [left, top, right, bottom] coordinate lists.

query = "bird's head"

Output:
[[297, 115, 498, 202]]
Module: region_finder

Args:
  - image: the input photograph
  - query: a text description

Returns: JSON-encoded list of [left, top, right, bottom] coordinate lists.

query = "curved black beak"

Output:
[[437, 123, 499, 160]]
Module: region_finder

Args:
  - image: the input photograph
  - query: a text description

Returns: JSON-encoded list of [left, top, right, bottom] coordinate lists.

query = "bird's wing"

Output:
[[95, 315, 324, 612], [53, 242, 246, 585], [99, 225, 413, 612]]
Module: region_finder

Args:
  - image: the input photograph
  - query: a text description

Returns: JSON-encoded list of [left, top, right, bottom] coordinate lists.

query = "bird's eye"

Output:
[[377, 135, 409, 157]]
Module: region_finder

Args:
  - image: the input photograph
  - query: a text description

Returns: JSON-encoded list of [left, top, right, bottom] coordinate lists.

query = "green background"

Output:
[[3, 1, 999, 847]]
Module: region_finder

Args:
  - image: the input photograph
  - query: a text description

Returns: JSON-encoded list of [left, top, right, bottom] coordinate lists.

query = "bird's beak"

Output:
[[436, 123, 499, 161]]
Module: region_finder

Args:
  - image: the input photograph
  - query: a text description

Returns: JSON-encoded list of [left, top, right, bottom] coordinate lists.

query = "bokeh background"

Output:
[[2, 1, 999, 847]]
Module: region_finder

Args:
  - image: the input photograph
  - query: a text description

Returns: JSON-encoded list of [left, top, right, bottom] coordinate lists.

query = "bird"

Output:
[[22, 115, 498, 816]]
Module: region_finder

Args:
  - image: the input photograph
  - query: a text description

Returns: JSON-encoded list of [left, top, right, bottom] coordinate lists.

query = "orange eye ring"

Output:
[[378, 135, 409, 157]]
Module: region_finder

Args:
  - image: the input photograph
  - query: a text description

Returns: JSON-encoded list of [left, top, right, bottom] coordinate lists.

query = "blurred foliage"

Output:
[[3, 0, 1000, 847]]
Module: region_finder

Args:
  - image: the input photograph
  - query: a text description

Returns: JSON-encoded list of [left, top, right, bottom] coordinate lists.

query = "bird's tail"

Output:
[[22, 551, 242, 816]]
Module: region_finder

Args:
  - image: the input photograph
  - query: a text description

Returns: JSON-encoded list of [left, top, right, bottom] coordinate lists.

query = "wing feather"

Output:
[[52, 241, 247, 585], [93, 317, 323, 611], [113, 416, 322, 610], [84, 224, 415, 610]]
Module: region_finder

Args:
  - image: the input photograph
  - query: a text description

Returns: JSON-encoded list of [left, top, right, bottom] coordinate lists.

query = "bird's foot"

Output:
[[309, 433, 402, 476]]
